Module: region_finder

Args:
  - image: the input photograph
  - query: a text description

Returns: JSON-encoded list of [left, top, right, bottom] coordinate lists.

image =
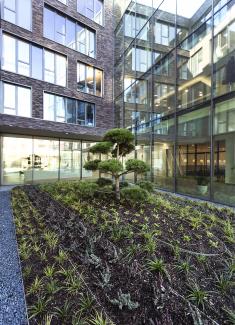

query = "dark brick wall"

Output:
[[0, 0, 114, 139]]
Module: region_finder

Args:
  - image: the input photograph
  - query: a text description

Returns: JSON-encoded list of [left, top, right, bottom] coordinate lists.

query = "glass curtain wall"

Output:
[[0, 136, 97, 185], [114, 0, 235, 206]]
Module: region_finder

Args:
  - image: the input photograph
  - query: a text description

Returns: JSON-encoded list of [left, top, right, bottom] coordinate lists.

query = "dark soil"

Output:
[[12, 184, 235, 325]]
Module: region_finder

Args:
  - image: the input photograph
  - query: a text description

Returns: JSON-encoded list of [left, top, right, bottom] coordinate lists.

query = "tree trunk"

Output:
[[115, 176, 120, 200]]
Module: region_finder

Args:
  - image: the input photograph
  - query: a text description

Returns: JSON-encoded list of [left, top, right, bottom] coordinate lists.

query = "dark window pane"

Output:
[[86, 103, 94, 126], [66, 99, 76, 124], [77, 101, 86, 125]]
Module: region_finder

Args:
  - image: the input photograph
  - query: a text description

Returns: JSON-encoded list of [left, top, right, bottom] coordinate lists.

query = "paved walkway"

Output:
[[0, 190, 28, 325]]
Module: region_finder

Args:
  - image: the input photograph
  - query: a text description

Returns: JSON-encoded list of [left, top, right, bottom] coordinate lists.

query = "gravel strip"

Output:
[[0, 191, 28, 325]]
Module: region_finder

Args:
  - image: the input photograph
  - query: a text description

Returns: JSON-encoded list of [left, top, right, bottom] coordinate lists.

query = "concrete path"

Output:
[[0, 190, 28, 325]]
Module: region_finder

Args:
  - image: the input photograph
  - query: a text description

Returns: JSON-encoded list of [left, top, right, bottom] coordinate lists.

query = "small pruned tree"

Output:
[[84, 128, 149, 200]]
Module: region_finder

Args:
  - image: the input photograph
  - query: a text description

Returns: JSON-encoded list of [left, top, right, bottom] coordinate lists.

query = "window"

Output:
[[43, 93, 95, 126], [58, 0, 67, 4], [18, 40, 30, 76], [125, 13, 148, 39], [44, 50, 67, 86], [44, 51, 55, 83], [77, 0, 103, 25], [1, 82, 31, 117], [3, 0, 31, 30], [77, 62, 103, 96], [66, 19, 76, 49], [44, 6, 96, 58], [55, 13, 66, 45], [191, 49, 203, 76], [32, 46, 43, 80], [132, 47, 152, 72], [2, 34, 16, 72], [2, 34, 67, 86], [155, 22, 175, 46]]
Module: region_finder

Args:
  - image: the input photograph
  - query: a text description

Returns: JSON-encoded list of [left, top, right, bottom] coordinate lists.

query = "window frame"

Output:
[[57, 0, 67, 5], [44, 6, 96, 58], [2, 33, 67, 87], [77, 0, 104, 26], [2, 0, 32, 31], [1, 81, 32, 117], [43, 91, 95, 127], [77, 61, 103, 97]]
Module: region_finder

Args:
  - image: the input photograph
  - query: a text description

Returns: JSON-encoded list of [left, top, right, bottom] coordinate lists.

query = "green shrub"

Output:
[[120, 186, 149, 204], [120, 181, 129, 188], [75, 181, 99, 199], [136, 180, 154, 193], [96, 178, 113, 187], [83, 159, 101, 171]]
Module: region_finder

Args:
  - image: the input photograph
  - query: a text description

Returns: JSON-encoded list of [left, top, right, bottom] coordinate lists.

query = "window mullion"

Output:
[[15, 85, 18, 116], [94, 67, 96, 95]]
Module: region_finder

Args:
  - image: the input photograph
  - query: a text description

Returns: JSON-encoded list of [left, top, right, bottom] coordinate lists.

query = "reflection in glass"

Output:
[[3, 0, 31, 30], [177, 107, 210, 199], [44, 51, 55, 83], [18, 40, 30, 76], [1, 137, 96, 185], [2, 137, 33, 185], [213, 97, 235, 206], [77, 0, 103, 25], [2, 34, 16, 72], [82, 142, 99, 179], [44, 6, 96, 57], [32, 46, 43, 79], [153, 141, 174, 190], [77, 62, 103, 96], [2, 82, 31, 117], [33, 139, 59, 183], [60, 141, 81, 180], [43, 93, 95, 127]]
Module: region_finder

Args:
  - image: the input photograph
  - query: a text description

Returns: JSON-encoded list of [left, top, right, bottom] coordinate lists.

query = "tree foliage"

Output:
[[84, 128, 149, 200], [89, 142, 113, 155], [83, 159, 101, 171]]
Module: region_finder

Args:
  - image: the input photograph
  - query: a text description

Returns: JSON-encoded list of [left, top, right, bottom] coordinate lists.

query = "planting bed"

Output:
[[12, 182, 235, 324]]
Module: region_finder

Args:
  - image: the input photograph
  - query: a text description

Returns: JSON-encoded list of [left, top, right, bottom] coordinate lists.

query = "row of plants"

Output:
[[12, 188, 112, 324], [12, 129, 235, 324], [13, 178, 234, 324]]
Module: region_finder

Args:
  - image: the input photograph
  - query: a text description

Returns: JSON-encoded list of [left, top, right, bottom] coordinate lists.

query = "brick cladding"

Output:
[[0, 0, 114, 140]]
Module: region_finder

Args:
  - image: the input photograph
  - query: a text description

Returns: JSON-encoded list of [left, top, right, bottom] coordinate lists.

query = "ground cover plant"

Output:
[[12, 180, 235, 324]]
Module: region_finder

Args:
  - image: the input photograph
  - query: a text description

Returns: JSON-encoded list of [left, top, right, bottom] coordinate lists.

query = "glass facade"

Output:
[[114, 0, 235, 206], [0, 135, 97, 185]]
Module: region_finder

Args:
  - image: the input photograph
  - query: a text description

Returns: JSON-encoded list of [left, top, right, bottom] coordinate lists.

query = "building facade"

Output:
[[0, 0, 114, 185], [1, 0, 235, 207], [114, 0, 235, 207]]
